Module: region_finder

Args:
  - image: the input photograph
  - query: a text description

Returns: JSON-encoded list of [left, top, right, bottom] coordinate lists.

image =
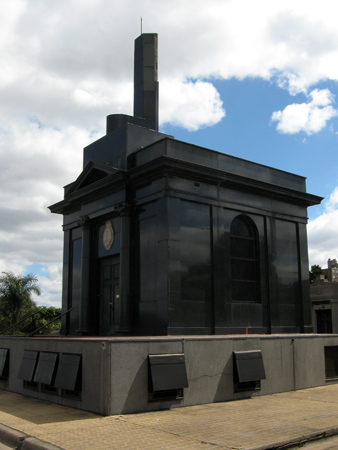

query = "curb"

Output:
[[1, 422, 338, 450], [246, 426, 338, 450], [0, 424, 63, 450], [0, 424, 26, 448]]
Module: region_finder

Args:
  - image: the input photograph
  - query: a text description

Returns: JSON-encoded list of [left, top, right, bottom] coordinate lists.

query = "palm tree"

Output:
[[0, 272, 41, 334]]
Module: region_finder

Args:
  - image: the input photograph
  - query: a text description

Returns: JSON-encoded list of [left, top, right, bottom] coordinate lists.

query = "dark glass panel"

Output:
[[275, 239, 298, 271], [179, 201, 211, 304], [180, 227, 211, 263], [275, 221, 298, 272], [274, 220, 300, 326], [230, 216, 260, 303], [139, 209, 157, 302], [138, 201, 158, 220], [232, 280, 257, 303], [277, 273, 299, 304], [231, 218, 252, 237], [69, 238, 82, 334], [180, 201, 210, 264], [230, 236, 255, 259], [180, 203, 210, 229], [181, 262, 211, 302], [71, 239, 82, 305], [279, 304, 296, 327], [231, 259, 256, 281]]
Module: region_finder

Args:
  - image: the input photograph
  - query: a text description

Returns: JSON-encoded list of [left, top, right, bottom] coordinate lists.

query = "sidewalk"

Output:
[[1, 385, 338, 450]]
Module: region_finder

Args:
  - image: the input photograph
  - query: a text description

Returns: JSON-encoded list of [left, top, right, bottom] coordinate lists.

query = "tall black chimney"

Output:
[[134, 34, 159, 131]]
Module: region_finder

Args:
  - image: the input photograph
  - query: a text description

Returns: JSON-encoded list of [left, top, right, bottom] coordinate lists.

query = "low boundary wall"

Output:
[[0, 334, 337, 415]]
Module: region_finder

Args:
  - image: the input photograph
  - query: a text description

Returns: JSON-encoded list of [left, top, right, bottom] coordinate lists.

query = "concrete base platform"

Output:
[[0, 334, 338, 415]]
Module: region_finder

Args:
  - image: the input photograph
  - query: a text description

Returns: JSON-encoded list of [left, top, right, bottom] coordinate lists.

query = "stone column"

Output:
[[77, 216, 94, 335], [297, 222, 313, 333], [117, 206, 133, 333]]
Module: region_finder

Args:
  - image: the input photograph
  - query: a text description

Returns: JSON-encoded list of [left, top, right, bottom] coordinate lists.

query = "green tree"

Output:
[[21, 306, 62, 335], [310, 265, 323, 283], [0, 272, 41, 334]]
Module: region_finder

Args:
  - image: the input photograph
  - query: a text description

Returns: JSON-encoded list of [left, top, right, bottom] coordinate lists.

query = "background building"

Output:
[[323, 259, 338, 283], [311, 259, 338, 333]]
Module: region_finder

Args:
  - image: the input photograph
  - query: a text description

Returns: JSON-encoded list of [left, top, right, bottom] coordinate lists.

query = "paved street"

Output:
[[289, 435, 338, 449], [2, 385, 338, 449]]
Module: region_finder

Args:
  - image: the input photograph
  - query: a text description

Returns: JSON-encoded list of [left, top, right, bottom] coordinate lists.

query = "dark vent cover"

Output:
[[54, 353, 81, 391], [148, 354, 188, 392], [33, 352, 58, 385], [17, 350, 39, 381], [234, 350, 266, 383], [0, 349, 9, 376]]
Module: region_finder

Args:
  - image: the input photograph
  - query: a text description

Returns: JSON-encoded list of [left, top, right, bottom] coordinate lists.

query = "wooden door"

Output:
[[99, 256, 120, 335]]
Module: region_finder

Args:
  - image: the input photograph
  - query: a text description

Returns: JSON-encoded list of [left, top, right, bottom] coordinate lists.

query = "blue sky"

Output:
[[163, 77, 337, 221], [1, 0, 338, 306]]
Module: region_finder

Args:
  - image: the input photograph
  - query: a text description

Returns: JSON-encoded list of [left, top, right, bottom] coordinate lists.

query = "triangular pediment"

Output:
[[66, 161, 121, 195]]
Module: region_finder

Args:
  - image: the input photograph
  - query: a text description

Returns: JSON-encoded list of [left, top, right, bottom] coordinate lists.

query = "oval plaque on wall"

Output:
[[103, 220, 114, 250]]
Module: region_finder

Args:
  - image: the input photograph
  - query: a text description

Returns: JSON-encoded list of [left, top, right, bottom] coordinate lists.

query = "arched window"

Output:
[[230, 216, 260, 303]]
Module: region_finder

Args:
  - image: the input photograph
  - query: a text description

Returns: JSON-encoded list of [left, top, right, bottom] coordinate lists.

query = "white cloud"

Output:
[[0, 114, 101, 306], [271, 89, 338, 135], [2, 1, 338, 131], [160, 79, 225, 131], [33, 264, 63, 308], [308, 187, 338, 268], [1, 0, 338, 305]]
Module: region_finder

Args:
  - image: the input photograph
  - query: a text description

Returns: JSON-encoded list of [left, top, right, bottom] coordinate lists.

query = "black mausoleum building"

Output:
[[49, 34, 322, 336]]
